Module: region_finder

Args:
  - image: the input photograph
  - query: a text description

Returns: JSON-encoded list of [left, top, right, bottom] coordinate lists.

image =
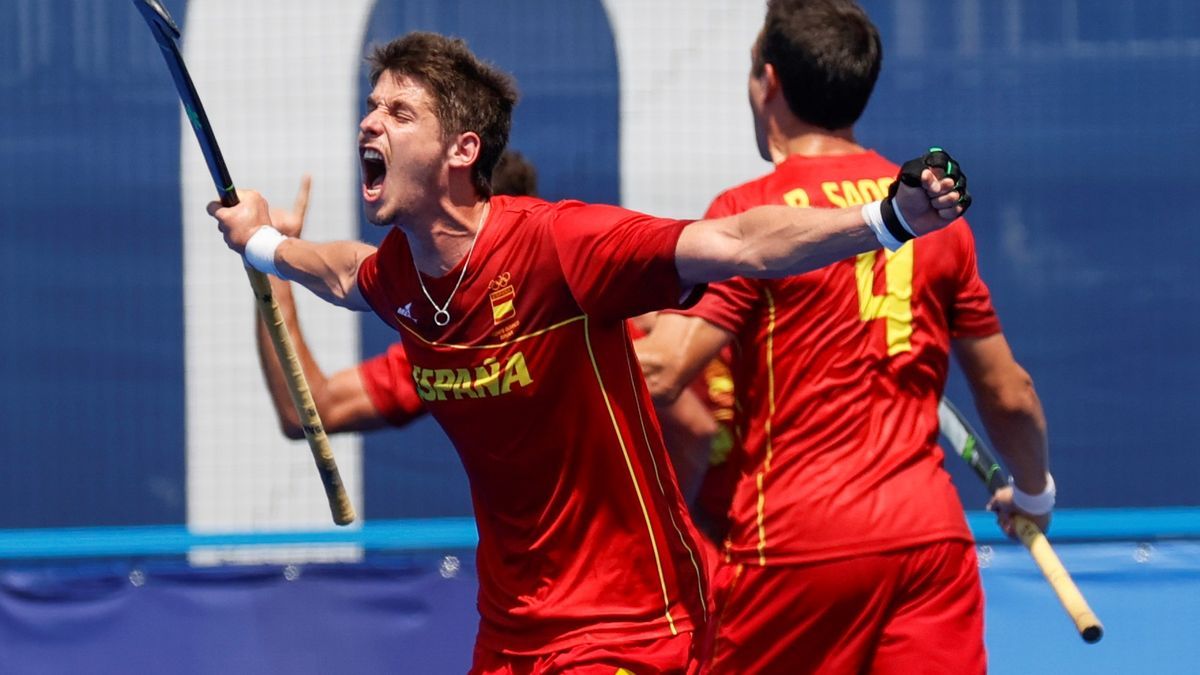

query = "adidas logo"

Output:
[[396, 302, 414, 321]]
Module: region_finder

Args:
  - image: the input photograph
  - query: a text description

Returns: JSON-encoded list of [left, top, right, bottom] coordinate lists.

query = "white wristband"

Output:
[[891, 199, 918, 238], [243, 226, 288, 278], [862, 201, 905, 251], [1011, 472, 1056, 516]]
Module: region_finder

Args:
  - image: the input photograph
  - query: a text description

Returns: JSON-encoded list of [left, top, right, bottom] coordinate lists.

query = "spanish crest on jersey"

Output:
[[488, 271, 520, 340]]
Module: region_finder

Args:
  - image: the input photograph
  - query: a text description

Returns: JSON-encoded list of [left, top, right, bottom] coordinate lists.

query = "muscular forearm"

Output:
[[730, 205, 878, 277], [275, 238, 376, 311], [257, 276, 393, 438], [677, 205, 877, 285], [972, 369, 1049, 494], [676, 157, 968, 286], [955, 335, 1050, 494]]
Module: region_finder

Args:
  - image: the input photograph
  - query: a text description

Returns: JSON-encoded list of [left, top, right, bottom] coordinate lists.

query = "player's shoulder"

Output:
[[484, 195, 559, 237], [490, 194, 554, 216], [710, 151, 900, 209], [915, 217, 980, 279], [492, 194, 606, 223], [704, 172, 774, 218]]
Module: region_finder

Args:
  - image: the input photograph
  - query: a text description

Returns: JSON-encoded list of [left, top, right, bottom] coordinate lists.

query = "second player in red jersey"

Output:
[[211, 28, 971, 673], [636, 2, 1050, 673], [695, 150, 999, 566]]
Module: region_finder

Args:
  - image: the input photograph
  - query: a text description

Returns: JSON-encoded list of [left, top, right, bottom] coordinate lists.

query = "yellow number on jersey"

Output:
[[855, 243, 914, 356]]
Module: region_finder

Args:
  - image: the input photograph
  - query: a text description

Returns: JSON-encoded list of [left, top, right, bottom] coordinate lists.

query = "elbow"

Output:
[[277, 406, 308, 440], [280, 419, 306, 441], [979, 369, 1042, 422], [647, 378, 684, 405]]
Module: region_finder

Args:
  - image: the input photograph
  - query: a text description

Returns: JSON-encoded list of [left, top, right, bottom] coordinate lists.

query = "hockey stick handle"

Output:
[[938, 398, 1101, 642], [1013, 515, 1103, 643], [246, 268, 355, 525], [134, 0, 354, 525]]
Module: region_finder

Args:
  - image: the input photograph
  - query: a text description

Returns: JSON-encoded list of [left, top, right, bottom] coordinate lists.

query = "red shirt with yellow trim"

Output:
[[356, 196, 710, 654], [358, 343, 424, 427], [683, 151, 1001, 566]]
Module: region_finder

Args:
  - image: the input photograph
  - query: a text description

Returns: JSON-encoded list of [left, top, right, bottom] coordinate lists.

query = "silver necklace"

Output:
[[411, 205, 489, 327]]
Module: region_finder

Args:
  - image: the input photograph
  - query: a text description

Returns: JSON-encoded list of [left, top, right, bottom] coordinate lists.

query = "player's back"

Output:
[[697, 151, 999, 565]]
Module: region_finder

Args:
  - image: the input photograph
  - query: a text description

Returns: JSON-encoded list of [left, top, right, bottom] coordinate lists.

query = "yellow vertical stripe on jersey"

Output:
[[855, 243, 914, 355], [583, 316, 677, 634], [755, 288, 778, 566], [620, 324, 709, 624]]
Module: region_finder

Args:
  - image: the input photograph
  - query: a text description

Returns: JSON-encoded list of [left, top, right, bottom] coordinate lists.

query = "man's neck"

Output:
[[401, 198, 490, 277], [767, 123, 863, 165]]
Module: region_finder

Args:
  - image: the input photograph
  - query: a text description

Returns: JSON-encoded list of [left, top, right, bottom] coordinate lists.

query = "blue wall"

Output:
[[0, 1, 1196, 529], [2, 542, 1198, 674], [0, 0, 189, 527], [857, 0, 1200, 508]]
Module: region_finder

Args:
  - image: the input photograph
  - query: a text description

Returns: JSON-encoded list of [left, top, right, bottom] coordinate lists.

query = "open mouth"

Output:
[[360, 147, 386, 200]]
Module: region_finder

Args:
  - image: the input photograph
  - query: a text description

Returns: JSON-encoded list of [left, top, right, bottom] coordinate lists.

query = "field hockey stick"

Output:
[[938, 398, 1102, 643], [133, 0, 354, 525]]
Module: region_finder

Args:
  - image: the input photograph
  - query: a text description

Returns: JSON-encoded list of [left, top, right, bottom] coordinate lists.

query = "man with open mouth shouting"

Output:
[[208, 31, 970, 675]]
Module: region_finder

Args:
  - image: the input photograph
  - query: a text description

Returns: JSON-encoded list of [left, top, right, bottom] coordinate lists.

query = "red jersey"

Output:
[[683, 151, 1001, 566], [358, 343, 424, 426], [356, 196, 710, 654], [691, 350, 738, 542]]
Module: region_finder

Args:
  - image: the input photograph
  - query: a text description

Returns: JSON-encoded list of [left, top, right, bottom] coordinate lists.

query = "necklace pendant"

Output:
[[433, 309, 451, 327]]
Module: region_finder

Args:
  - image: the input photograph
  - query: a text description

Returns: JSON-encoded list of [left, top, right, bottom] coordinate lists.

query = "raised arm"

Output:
[[953, 332, 1052, 534], [258, 277, 394, 438], [207, 189, 375, 311], [675, 150, 969, 287], [253, 178, 394, 438]]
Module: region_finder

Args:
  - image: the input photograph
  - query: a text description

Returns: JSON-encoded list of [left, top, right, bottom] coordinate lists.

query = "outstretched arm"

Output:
[[675, 150, 968, 286], [208, 188, 375, 311], [254, 177, 394, 438], [954, 332, 1051, 535]]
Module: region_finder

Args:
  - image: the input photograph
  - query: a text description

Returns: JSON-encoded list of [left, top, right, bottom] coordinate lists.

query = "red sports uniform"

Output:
[[359, 343, 424, 426], [683, 151, 1000, 674], [357, 196, 711, 671]]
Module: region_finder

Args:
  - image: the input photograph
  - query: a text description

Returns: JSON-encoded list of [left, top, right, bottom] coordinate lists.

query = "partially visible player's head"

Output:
[[749, 0, 882, 157], [359, 32, 519, 224], [491, 150, 539, 197]]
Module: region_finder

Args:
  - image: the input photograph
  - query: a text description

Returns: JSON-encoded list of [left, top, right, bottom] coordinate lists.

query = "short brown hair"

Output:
[[367, 32, 519, 196], [752, 0, 882, 130], [491, 150, 538, 197]]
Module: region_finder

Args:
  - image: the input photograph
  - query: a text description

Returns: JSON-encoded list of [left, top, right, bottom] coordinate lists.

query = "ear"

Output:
[[446, 131, 482, 170], [759, 62, 782, 103]]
